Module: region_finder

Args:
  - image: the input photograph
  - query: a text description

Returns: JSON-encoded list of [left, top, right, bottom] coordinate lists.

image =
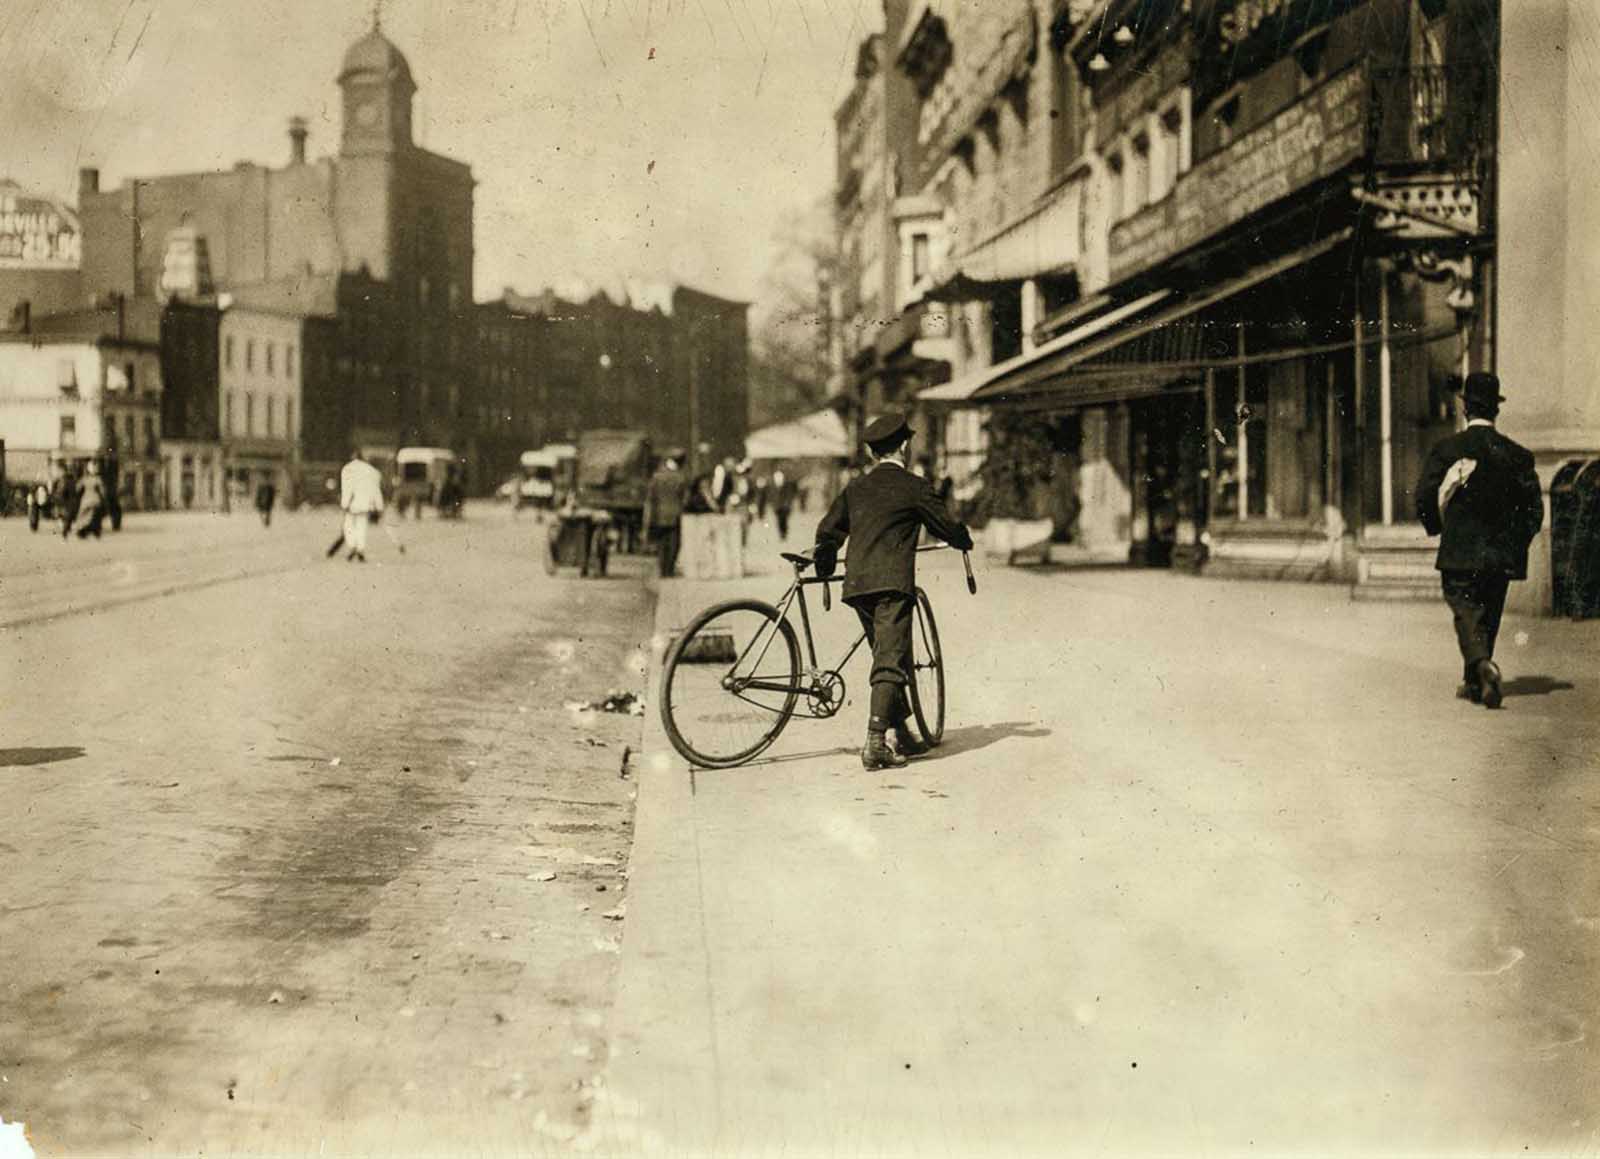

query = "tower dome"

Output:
[[338, 27, 414, 91]]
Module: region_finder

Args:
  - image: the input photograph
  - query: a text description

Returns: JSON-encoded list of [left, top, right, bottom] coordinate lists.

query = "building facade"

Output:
[[0, 300, 164, 508], [853, 0, 1585, 606]]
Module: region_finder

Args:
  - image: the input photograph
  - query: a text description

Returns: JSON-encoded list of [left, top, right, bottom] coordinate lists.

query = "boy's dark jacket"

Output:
[[814, 462, 973, 602], [1415, 423, 1544, 578]]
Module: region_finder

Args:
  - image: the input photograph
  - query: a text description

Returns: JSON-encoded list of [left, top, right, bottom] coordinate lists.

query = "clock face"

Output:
[[354, 100, 381, 128]]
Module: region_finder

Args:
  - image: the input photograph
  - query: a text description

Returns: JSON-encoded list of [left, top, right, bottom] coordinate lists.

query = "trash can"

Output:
[[1551, 458, 1600, 619]]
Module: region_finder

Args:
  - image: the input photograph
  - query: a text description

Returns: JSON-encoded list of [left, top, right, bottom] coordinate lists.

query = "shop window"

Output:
[[1243, 364, 1269, 518]]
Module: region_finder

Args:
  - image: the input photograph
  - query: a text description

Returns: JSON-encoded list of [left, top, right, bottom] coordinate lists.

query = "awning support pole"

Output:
[[1379, 266, 1394, 526], [1204, 368, 1218, 526], [1237, 322, 1249, 521]]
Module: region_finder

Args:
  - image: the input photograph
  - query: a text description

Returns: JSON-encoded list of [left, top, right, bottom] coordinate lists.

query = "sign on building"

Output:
[[1108, 64, 1367, 282], [0, 181, 81, 269]]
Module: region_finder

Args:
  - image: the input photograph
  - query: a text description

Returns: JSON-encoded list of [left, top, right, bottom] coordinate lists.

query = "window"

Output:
[[60, 415, 76, 447], [225, 336, 235, 369], [57, 360, 77, 393], [286, 399, 295, 439], [1106, 151, 1125, 221], [911, 233, 931, 283], [245, 392, 254, 436], [125, 414, 136, 449], [226, 392, 234, 435], [1152, 105, 1185, 203], [144, 416, 156, 456], [266, 343, 275, 376], [267, 395, 276, 436], [286, 345, 296, 378], [125, 361, 136, 393], [246, 340, 255, 372], [1125, 133, 1151, 217]]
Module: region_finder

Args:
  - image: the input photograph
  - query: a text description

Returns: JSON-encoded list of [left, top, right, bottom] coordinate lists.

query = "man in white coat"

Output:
[[332, 449, 385, 562]]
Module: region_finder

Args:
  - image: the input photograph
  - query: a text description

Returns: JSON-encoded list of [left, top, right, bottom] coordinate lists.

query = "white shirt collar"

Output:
[[1466, 418, 1495, 428]]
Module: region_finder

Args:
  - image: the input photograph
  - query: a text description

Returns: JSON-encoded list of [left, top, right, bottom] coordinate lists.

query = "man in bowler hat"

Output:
[[1415, 372, 1544, 708], [813, 414, 973, 769]]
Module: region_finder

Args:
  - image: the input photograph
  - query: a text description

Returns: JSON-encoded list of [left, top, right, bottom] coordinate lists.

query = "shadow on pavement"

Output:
[[1501, 675, 1576, 699], [0, 746, 86, 767], [740, 744, 858, 769], [932, 720, 1052, 758]]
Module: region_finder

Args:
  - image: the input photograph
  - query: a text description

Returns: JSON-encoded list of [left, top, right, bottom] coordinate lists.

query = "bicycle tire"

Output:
[[660, 598, 801, 768], [908, 586, 945, 744]]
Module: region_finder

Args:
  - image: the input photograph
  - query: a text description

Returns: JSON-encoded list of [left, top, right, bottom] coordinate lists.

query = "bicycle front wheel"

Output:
[[661, 598, 801, 768], [908, 586, 945, 744]]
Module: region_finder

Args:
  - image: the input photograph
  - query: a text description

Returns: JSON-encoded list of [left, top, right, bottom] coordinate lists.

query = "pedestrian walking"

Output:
[[328, 449, 385, 562], [27, 482, 46, 532], [773, 469, 800, 542], [53, 471, 79, 539], [813, 414, 973, 770], [255, 479, 277, 528], [644, 452, 688, 577], [74, 462, 107, 540], [1415, 372, 1545, 709]]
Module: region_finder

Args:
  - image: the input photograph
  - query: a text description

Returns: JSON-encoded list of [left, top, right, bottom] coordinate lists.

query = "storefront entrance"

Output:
[[1129, 390, 1206, 568]]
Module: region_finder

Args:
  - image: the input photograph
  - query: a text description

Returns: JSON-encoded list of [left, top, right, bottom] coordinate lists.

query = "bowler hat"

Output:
[[1461, 371, 1505, 408], [863, 413, 913, 452]]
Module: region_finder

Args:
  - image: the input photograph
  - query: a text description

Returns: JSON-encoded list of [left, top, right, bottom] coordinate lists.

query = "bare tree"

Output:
[[748, 195, 838, 431]]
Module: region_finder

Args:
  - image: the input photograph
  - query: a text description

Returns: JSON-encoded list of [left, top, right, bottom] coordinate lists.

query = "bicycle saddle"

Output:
[[780, 551, 814, 568]]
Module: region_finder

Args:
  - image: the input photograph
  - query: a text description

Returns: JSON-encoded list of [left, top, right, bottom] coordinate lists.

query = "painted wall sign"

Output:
[[1108, 64, 1366, 282], [0, 183, 81, 269]]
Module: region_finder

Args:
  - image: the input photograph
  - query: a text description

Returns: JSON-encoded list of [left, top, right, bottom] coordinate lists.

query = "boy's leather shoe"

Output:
[[892, 726, 930, 758], [861, 734, 908, 770]]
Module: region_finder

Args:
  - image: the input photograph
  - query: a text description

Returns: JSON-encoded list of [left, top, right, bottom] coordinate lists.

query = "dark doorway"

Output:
[[1130, 391, 1206, 568]]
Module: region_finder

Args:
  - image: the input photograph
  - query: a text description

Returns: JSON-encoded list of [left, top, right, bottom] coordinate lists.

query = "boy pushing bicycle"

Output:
[[813, 414, 973, 770]]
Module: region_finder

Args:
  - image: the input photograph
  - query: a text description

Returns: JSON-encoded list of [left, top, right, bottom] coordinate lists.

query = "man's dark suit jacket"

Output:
[[814, 463, 973, 603], [1415, 423, 1544, 579]]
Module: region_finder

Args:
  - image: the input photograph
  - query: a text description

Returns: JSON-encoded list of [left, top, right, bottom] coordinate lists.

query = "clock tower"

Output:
[[338, 20, 415, 155]]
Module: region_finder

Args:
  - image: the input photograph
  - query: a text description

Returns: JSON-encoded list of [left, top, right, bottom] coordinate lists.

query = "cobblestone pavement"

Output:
[[1, 505, 653, 1155]]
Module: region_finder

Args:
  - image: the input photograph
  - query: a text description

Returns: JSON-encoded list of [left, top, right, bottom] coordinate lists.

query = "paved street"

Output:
[[1, 504, 653, 1155], [600, 532, 1600, 1157]]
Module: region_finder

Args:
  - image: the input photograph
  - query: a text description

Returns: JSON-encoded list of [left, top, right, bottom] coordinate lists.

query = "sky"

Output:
[[0, 0, 878, 307]]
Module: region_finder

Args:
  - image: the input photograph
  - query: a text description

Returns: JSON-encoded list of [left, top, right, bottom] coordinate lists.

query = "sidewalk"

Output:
[[592, 517, 1600, 1157]]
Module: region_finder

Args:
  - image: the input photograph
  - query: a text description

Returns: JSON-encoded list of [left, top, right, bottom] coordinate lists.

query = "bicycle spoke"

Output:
[[663, 601, 800, 766]]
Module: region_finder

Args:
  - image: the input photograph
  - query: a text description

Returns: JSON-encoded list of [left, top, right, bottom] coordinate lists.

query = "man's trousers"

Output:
[[343, 510, 372, 555], [1441, 570, 1511, 681]]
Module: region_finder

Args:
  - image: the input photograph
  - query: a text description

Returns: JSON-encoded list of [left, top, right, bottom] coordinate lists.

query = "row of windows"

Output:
[[224, 336, 297, 379], [1104, 97, 1190, 223], [223, 390, 294, 440]]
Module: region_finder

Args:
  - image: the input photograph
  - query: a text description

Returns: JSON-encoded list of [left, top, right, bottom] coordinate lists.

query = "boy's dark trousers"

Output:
[[654, 523, 681, 577], [851, 592, 915, 726]]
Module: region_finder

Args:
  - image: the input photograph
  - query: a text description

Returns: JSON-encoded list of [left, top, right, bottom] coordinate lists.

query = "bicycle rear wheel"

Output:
[[907, 587, 945, 744], [661, 598, 801, 768]]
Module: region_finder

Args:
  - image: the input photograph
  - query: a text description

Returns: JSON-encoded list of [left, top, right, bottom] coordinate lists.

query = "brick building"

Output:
[[75, 21, 475, 483]]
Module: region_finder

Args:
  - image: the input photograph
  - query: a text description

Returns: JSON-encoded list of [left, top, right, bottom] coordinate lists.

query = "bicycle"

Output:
[[658, 545, 977, 768]]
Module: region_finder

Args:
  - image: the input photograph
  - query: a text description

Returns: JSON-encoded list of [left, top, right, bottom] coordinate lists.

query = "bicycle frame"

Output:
[[725, 571, 866, 703]]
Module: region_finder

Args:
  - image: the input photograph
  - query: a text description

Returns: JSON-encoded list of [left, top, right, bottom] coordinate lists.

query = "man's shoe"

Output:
[[891, 726, 930, 758], [861, 733, 907, 771], [1477, 659, 1503, 709], [1456, 681, 1482, 703]]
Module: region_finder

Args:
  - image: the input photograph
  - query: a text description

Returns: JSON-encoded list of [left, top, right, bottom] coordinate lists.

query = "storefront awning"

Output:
[[973, 228, 1355, 403], [916, 290, 1172, 405], [745, 409, 851, 462], [928, 177, 1085, 296]]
